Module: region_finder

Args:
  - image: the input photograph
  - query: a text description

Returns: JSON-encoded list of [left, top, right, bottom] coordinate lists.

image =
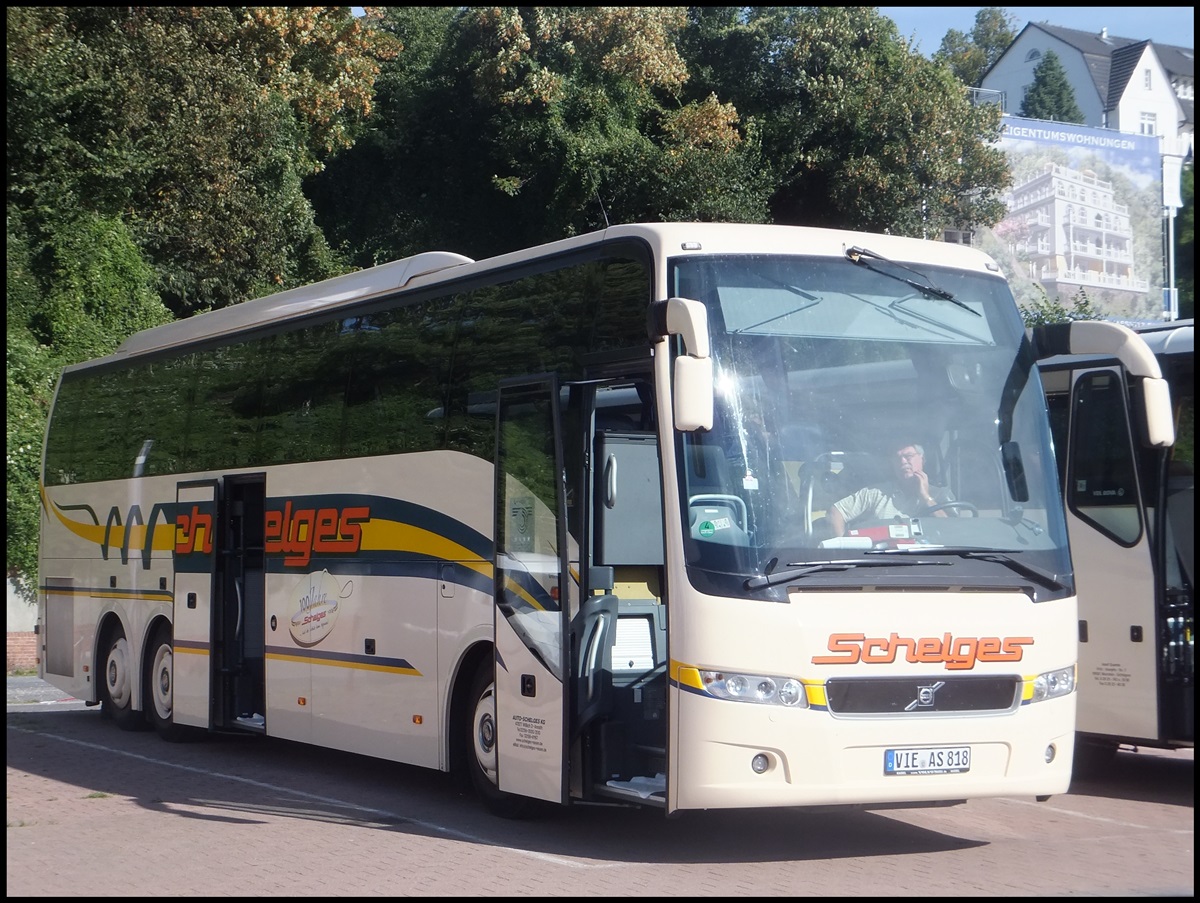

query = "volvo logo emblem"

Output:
[[905, 680, 946, 711]]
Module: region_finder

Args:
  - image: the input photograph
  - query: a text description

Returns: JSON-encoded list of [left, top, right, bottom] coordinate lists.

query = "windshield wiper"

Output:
[[865, 547, 1066, 592], [729, 267, 821, 333], [745, 557, 949, 590], [844, 246, 980, 316], [736, 297, 821, 333]]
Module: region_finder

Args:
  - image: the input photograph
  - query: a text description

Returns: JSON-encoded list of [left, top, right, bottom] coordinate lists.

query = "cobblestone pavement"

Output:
[[7, 677, 1194, 897]]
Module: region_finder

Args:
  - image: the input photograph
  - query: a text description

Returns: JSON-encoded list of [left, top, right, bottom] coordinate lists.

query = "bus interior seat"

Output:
[[688, 498, 749, 544], [781, 422, 826, 499]]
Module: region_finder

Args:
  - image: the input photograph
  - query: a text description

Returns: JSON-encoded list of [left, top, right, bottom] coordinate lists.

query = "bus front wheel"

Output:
[[465, 659, 537, 819], [100, 624, 148, 731]]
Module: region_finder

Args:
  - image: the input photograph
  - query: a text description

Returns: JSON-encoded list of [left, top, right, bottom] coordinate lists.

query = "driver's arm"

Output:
[[922, 484, 955, 517], [828, 502, 847, 536]]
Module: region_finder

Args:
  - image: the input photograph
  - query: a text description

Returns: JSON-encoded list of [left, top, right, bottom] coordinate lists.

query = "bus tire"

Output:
[[465, 659, 538, 819], [145, 622, 203, 742], [100, 623, 149, 731]]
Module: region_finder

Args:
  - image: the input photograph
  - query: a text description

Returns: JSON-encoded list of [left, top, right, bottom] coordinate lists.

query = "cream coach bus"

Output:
[[36, 222, 1174, 817]]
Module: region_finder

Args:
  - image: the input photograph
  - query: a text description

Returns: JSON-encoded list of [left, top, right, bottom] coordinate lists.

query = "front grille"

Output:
[[825, 675, 1020, 715]]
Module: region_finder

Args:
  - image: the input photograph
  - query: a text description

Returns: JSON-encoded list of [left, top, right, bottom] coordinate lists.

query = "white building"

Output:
[[980, 23, 1194, 162]]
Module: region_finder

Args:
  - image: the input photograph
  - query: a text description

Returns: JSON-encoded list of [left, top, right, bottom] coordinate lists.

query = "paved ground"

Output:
[[7, 674, 87, 707], [7, 675, 1194, 897]]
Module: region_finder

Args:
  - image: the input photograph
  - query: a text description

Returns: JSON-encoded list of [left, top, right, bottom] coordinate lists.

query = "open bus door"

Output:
[[171, 479, 219, 729], [492, 377, 570, 804], [1055, 367, 1165, 745], [173, 474, 266, 733]]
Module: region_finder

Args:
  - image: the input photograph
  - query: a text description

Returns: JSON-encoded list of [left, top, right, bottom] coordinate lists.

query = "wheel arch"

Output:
[[96, 609, 132, 706], [447, 640, 494, 775]]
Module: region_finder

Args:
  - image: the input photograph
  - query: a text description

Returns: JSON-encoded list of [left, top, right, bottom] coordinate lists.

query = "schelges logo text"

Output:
[[813, 632, 1034, 671], [265, 501, 370, 567], [175, 505, 214, 555]]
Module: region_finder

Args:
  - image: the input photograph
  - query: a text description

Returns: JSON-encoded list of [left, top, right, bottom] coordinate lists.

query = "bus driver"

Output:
[[827, 440, 954, 537]]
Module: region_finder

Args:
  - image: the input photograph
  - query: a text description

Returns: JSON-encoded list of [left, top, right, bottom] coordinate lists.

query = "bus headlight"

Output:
[[700, 670, 808, 707], [1030, 665, 1076, 702]]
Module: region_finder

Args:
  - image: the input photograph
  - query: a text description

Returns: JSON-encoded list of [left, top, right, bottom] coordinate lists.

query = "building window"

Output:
[[1024, 49, 1042, 63], [1140, 112, 1157, 136], [1144, 68, 1153, 90]]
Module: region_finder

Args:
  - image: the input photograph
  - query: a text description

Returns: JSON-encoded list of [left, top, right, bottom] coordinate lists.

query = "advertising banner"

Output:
[[973, 115, 1166, 323]]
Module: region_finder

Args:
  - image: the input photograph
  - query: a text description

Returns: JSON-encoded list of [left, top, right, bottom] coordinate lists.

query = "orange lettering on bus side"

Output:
[[264, 502, 370, 566], [174, 506, 213, 555]]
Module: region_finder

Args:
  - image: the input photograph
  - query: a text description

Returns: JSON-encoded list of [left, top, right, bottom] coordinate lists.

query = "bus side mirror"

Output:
[[649, 297, 713, 432], [674, 356, 713, 432]]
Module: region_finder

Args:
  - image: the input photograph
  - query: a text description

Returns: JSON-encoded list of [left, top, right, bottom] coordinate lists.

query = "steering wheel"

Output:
[[800, 471, 816, 543], [925, 500, 978, 517]]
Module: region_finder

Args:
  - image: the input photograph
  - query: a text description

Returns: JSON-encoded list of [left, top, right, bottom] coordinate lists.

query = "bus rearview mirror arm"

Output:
[[649, 297, 713, 432], [1031, 320, 1176, 448]]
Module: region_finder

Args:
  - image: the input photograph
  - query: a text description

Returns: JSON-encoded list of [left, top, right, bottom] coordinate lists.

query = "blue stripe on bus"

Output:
[[269, 492, 494, 562], [264, 644, 420, 675]]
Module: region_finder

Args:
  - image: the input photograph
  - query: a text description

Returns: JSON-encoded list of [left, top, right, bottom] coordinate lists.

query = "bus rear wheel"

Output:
[[465, 659, 537, 819], [146, 622, 202, 742], [100, 624, 148, 731]]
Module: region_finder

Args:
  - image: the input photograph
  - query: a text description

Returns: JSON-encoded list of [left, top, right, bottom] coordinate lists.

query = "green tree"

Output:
[[933, 7, 1017, 87], [6, 209, 172, 600], [679, 7, 1012, 236], [1176, 165, 1194, 320], [1018, 287, 1104, 327], [309, 6, 774, 263], [7, 7, 397, 316], [1019, 50, 1084, 123]]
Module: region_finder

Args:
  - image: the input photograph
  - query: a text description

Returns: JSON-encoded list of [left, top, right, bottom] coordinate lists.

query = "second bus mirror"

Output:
[[1140, 377, 1175, 448]]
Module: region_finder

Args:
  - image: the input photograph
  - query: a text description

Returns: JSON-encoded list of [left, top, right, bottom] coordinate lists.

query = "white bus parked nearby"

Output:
[[1040, 318, 1193, 765]]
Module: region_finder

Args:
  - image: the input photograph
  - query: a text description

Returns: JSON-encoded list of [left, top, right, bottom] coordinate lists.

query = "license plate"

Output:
[[885, 746, 971, 775]]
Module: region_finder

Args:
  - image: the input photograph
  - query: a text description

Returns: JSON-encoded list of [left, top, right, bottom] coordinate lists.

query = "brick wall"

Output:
[[7, 632, 38, 673]]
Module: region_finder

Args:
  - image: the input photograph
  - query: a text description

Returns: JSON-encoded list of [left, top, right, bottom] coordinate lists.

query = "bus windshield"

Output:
[[671, 252, 1072, 598]]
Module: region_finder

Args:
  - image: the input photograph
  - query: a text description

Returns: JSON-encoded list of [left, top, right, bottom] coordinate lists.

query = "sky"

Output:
[[877, 7, 1195, 54]]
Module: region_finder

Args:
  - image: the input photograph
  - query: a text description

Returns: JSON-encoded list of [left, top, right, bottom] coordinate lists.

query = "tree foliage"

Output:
[[933, 7, 1017, 87], [677, 7, 1011, 235], [1018, 287, 1104, 327], [1176, 165, 1194, 320], [7, 6, 397, 316], [1019, 50, 1084, 123], [311, 6, 1014, 264], [310, 6, 774, 263], [6, 208, 172, 598]]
